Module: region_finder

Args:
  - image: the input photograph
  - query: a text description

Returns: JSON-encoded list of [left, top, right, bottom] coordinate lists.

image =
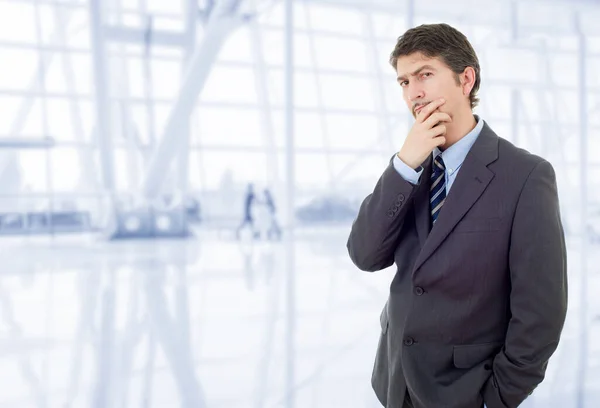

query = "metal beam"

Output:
[[6, 68, 600, 96], [103, 25, 187, 47], [364, 11, 395, 154], [0, 18, 71, 184], [114, 0, 142, 192], [176, 0, 199, 195], [140, 0, 245, 199], [55, 5, 100, 191], [283, 2, 297, 408], [89, 0, 116, 191], [0, 138, 55, 148], [249, 18, 280, 189], [575, 12, 589, 408], [305, 2, 336, 191], [407, 0, 415, 28], [301, 0, 600, 35]]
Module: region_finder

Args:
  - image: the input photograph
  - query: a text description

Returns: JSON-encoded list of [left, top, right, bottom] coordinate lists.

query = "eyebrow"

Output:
[[397, 64, 437, 82]]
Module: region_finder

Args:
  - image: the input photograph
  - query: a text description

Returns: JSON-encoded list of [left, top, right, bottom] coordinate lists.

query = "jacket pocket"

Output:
[[454, 217, 502, 233], [453, 341, 503, 369]]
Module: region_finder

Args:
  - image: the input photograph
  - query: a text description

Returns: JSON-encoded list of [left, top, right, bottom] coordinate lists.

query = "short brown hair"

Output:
[[389, 23, 481, 109]]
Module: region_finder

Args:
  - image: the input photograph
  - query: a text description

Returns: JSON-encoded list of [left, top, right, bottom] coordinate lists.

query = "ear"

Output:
[[461, 67, 476, 96]]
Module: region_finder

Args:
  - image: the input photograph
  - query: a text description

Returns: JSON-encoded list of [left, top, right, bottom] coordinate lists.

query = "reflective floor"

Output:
[[0, 228, 598, 407]]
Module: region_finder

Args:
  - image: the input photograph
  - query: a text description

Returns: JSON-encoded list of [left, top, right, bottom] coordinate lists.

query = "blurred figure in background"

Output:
[[236, 182, 257, 240], [263, 188, 281, 241], [252, 187, 282, 241]]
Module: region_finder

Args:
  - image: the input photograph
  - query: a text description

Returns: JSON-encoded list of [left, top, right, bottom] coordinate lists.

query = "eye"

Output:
[[421, 72, 432, 78], [399, 80, 408, 87]]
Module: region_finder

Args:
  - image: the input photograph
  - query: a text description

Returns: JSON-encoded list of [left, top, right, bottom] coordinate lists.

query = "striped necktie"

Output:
[[430, 155, 446, 225]]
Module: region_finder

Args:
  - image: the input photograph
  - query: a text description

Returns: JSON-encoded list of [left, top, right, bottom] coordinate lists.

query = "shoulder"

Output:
[[486, 124, 551, 175], [481, 123, 558, 198]]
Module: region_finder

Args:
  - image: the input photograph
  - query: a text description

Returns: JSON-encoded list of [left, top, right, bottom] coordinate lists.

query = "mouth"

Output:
[[414, 102, 429, 115]]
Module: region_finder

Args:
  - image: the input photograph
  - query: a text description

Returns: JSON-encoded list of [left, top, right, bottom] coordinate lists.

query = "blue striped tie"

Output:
[[430, 155, 446, 225]]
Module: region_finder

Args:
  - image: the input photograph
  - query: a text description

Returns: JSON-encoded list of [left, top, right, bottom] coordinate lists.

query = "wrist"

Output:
[[397, 152, 419, 170]]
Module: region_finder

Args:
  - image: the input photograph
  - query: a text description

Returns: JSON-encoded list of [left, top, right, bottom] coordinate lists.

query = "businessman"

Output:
[[346, 23, 568, 408]]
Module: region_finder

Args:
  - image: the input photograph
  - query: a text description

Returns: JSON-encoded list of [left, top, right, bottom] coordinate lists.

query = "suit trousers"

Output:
[[403, 391, 414, 408], [401, 391, 486, 408]]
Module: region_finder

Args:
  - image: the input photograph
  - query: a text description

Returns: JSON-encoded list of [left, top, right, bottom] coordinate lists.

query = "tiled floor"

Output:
[[0, 228, 597, 407]]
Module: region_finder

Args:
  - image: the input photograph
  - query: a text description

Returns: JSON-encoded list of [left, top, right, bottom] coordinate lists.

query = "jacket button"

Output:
[[403, 337, 414, 346], [387, 210, 394, 218], [414, 287, 424, 296], [397, 194, 405, 202]]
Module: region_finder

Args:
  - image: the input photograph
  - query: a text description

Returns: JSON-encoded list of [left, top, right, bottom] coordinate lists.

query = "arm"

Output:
[[393, 154, 424, 185], [347, 99, 447, 272], [346, 155, 421, 272], [484, 160, 568, 407]]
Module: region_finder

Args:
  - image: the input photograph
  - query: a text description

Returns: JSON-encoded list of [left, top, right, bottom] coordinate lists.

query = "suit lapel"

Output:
[[412, 122, 500, 274]]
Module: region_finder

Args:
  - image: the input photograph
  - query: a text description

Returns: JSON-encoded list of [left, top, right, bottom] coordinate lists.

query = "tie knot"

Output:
[[434, 155, 445, 172]]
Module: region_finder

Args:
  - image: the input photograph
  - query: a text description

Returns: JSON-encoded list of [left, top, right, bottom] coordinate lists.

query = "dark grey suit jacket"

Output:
[[347, 122, 568, 408]]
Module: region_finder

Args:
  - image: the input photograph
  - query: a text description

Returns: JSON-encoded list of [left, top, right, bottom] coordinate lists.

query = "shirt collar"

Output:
[[433, 115, 484, 175]]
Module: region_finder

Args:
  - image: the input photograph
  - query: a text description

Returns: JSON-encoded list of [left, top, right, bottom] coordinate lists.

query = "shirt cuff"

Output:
[[393, 154, 423, 185]]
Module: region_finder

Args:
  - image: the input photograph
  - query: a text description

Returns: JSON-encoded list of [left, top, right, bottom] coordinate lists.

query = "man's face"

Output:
[[396, 52, 465, 119]]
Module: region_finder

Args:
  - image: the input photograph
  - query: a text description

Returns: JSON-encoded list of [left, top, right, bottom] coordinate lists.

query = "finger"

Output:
[[416, 98, 445, 122], [428, 124, 447, 138], [423, 112, 452, 129], [415, 100, 441, 120], [431, 136, 446, 147]]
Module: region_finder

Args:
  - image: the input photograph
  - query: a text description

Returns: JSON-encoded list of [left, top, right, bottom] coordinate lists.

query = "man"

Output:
[[346, 23, 568, 408], [236, 182, 257, 239]]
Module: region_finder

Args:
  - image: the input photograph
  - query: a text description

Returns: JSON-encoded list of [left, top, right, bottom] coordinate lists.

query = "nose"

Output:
[[407, 83, 425, 103]]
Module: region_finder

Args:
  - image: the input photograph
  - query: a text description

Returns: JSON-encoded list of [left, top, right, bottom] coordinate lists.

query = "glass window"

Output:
[[324, 113, 381, 150], [0, 96, 42, 136], [370, 12, 407, 40], [259, 30, 314, 67], [294, 153, 331, 188], [146, 0, 184, 16], [307, 5, 364, 36], [478, 86, 512, 121], [218, 26, 254, 63], [314, 37, 369, 73], [486, 48, 539, 83], [319, 73, 375, 111], [203, 151, 269, 189], [267, 69, 322, 108], [49, 147, 83, 191], [45, 53, 92, 96], [195, 107, 263, 147], [46, 97, 93, 142], [0, 2, 36, 44], [150, 58, 181, 99], [64, 9, 90, 49], [0, 48, 40, 90], [329, 152, 389, 187], [201, 65, 258, 104]]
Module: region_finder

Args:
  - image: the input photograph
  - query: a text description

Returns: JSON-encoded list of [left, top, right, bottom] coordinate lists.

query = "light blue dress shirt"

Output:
[[393, 115, 485, 192]]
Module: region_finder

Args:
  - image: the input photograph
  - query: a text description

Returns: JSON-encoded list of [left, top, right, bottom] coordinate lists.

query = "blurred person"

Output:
[[250, 187, 282, 241], [263, 188, 281, 241], [252, 189, 270, 240], [346, 23, 567, 408], [236, 182, 258, 240]]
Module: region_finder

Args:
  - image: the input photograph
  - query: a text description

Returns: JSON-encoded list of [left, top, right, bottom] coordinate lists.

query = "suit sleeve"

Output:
[[484, 160, 568, 407], [346, 156, 419, 272], [393, 154, 424, 184]]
